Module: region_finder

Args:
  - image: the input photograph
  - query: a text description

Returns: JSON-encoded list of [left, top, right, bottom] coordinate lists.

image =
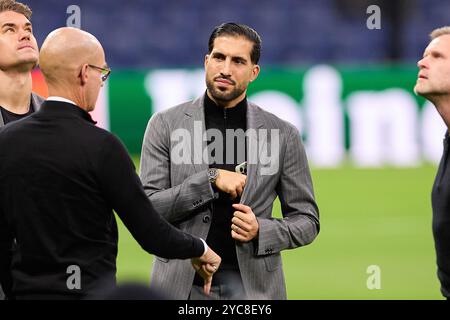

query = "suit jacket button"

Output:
[[202, 215, 210, 223]]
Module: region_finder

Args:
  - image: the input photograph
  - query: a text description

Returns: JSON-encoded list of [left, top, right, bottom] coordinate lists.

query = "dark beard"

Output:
[[206, 77, 245, 104]]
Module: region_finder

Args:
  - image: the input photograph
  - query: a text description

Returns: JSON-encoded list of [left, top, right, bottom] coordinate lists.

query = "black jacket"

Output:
[[432, 132, 450, 299], [0, 101, 204, 299]]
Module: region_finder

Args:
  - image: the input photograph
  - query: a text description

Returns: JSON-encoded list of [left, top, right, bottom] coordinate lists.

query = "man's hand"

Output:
[[191, 246, 221, 295], [231, 203, 259, 242], [214, 169, 247, 199]]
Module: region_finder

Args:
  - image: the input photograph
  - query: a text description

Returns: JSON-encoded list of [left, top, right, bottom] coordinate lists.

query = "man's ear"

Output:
[[250, 64, 260, 82], [204, 54, 209, 70], [79, 64, 89, 86]]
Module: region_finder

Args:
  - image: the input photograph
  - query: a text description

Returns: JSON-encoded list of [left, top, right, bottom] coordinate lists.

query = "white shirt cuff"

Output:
[[200, 238, 208, 256]]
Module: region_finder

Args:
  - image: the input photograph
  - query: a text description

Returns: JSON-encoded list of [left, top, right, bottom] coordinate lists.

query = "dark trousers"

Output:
[[189, 269, 246, 300]]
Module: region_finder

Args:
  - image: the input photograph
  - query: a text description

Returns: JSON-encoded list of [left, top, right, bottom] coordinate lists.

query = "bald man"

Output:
[[0, 27, 220, 300]]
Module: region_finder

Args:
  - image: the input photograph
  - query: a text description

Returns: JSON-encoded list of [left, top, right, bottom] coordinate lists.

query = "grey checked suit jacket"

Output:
[[0, 92, 44, 300], [140, 95, 320, 299]]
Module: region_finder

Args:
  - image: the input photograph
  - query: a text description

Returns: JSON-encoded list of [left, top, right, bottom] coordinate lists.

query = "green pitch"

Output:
[[116, 159, 443, 299]]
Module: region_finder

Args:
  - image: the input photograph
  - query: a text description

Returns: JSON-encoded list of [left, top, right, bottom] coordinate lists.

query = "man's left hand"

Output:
[[231, 204, 259, 242]]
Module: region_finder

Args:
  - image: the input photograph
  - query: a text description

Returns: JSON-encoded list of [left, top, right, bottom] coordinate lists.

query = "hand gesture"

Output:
[[191, 246, 221, 295], [214, 169, 247, 199], [231, 203, 259, 242]]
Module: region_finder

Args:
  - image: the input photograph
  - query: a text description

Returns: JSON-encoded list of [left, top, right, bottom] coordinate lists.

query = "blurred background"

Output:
[[25, 0, 450, 299]]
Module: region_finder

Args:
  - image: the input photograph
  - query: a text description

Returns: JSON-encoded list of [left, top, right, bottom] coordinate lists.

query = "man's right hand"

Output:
[[214, 169, 247, 199], [191, 247, 221, 295]]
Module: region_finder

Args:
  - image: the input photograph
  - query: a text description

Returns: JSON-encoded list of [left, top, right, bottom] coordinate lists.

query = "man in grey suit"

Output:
[[140, 22, 320, 299], [0, 0, 43, 299]]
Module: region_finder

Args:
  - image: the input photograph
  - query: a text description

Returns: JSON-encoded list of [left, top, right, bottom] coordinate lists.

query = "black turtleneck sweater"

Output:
[[0, 104, 34, 125], [194, 93, 247, 285]]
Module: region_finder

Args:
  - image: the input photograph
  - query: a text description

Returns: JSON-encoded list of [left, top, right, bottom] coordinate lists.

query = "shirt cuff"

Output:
[[200, 238, 208, 256]]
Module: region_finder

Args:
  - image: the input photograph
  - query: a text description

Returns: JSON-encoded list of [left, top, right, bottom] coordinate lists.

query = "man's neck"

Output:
[[432, 96, 450, 130], [0, 70, 33, 114], [47, 86, 90, 112], [207, 90, 246, 109]]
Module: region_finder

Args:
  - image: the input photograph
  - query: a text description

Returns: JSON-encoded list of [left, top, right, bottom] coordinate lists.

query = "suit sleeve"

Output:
[[255, 124, 320, 255], [0, 204, 13, 299], [139, 112, 215, 224], [96, 134, 204, 259]]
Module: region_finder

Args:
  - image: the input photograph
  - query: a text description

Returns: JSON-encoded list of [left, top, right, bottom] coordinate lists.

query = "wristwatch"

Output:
[[208, 168, 219, 184]]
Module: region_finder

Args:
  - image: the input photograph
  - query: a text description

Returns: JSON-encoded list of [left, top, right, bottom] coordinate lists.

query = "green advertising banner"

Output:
[[103, 65, 442, 167], [108, 71, 153, 155]]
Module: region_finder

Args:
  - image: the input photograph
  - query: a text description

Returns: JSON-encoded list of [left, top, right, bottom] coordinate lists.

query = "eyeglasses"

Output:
[[88, 64, 111, 82]]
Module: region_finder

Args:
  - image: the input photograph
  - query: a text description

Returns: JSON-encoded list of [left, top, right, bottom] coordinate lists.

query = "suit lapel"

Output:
[[31, 92, 44, 112], [240, 102, 264, 204], [185, 96, 209, 174], [0, 93, 44, 128]]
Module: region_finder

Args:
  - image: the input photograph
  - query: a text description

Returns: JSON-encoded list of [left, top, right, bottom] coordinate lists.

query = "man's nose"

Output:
[[19, 29, 31, 41], [220, 59, 232, 76], [417, 57, 427, 69]]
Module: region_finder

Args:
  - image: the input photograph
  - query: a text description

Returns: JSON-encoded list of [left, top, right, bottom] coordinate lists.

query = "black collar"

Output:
[[39, 101, 97, 124], [204, 92, 247, 120]]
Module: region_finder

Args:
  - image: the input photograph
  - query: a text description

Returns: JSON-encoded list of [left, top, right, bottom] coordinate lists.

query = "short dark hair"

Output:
[[208, 22, 261, 64], [0, 0, 32, 20]]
